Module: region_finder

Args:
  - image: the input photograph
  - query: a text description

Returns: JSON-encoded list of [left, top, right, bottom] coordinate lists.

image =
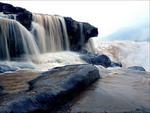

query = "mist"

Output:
[[99, 23, 150, 41]]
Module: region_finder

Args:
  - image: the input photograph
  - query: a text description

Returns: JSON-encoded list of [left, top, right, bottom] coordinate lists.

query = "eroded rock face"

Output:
[[0, 64, 100, 113]]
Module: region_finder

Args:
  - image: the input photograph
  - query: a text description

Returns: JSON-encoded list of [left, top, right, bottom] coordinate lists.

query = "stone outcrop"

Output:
[[0, 64, 100, 113]]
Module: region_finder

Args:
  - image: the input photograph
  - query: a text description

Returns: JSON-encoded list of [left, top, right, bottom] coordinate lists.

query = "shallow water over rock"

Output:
[[71, 67, 150, 112]]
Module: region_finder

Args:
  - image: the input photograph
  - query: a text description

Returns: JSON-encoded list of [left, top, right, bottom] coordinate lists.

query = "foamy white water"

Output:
[[92, 40, 150, 71], [35, 51, 86, 71], [0, 51, 86, 73], [32, 14, 70, 53]]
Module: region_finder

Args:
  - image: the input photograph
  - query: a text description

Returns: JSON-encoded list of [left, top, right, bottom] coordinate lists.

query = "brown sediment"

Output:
[[0, 70, 40, 93]]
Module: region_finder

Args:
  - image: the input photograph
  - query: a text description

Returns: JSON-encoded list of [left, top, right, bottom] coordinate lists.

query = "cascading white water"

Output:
[[32, 14, 70, 53], [0, 13, 70, 62], [0, 17, 40, 62], [58, 16, 70, 50], [79, 23, 95, 53], [84, 38, 95, 53]]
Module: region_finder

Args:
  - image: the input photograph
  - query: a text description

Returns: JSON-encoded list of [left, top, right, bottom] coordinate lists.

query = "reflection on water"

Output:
[[71, 66, 150, 112]]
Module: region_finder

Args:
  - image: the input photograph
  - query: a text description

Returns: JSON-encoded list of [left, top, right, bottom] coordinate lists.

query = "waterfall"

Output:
[[0, 13, 70, 62], [0, 17, 40, 62], [32, 14, 70, 53]]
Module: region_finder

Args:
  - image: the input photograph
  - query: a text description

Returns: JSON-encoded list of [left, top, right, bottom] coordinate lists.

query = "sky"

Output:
[[1, 1, 149, 38]]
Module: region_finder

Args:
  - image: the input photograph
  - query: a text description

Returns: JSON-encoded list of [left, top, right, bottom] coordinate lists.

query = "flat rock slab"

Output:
[[0, 64, 100, 113]]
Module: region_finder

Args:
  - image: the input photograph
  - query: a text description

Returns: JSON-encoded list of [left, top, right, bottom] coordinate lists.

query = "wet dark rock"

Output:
[[0, 86, 4, 95], [0, 64, 17, 73], [81, 52, 122, 68], [0, 64, 100, 113], [111, 61, 122, 67], [127, 66, 146, 71], [16, 12, 32, 30], [11, 62, 35, 70], [0, 3, 10, 12], [81, 54, 111, 68], [64, 17, 98, 51], [0, 2, 32, 30]]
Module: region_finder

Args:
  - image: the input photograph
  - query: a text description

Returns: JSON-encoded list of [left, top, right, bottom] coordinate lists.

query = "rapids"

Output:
[[91, 39, 150, 72]]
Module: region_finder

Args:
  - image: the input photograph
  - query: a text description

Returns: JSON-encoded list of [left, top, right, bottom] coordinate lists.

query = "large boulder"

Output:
[[81, 54, 112, 68], [81, 53, 122, 68], [0, 64, 100, 113], [64, 17, 98, 51]]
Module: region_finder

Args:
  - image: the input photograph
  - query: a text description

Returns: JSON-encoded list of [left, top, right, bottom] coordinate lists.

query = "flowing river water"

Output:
[[70, 66, 150, 112]]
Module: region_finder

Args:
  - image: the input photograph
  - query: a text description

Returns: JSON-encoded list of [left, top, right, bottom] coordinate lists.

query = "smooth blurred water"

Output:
[[0, 13, 70, 62]]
